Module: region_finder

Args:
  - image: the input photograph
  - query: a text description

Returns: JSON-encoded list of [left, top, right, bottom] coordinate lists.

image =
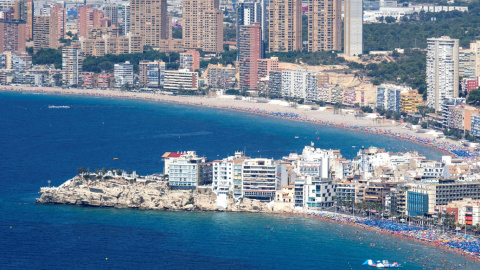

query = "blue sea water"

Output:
[[0, 91, 476, 269]]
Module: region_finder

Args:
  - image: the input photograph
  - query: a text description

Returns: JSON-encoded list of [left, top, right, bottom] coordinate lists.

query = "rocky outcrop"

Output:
[[36, 176, 295, 213]]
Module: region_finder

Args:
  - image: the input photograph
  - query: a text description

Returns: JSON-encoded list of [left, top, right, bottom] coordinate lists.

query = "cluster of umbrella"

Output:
[[358, 219, 427, 232]]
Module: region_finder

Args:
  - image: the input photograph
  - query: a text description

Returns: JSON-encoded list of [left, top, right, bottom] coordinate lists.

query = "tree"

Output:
[[421, 122, 428, 129], [467, 89, 480, 106], [385, 16, 396, 23]]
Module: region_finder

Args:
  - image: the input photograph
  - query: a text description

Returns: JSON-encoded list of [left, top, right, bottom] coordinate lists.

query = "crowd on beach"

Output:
[[309, 212, 480, 263], [3, 87, 479, 160]]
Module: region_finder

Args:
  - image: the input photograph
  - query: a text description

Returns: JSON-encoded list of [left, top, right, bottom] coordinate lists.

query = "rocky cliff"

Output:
[[36, 176, 294, 213]]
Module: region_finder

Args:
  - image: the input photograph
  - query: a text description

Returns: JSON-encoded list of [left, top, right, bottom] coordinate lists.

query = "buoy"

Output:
[[106, 258, 108, 260], [10, 226, 12, 229], [113, 158, 118, 160]]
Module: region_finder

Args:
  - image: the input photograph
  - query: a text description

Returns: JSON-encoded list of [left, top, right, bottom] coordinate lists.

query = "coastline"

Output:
[[306, 212, 480, 266], [1, 85, 476, 160], [37, 175, 480, 266]]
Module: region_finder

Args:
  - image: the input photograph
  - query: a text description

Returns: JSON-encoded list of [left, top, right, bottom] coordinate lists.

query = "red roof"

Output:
[[162, 152, 184, 158]]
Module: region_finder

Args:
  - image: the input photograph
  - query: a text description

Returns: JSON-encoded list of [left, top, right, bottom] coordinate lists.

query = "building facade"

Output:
[[308, 0, 341, 52], [268, 0, 301, 52], [130, 0, 169, 49], [238, 23, 261, 90], [426, 36, 459, 111], [344, 0, 363, 56]]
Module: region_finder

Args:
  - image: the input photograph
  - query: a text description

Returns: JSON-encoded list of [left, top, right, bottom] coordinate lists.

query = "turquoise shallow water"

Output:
[[0, 91, 475, 269]]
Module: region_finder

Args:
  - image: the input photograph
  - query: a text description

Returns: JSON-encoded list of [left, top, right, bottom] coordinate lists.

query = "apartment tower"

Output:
[[344, 0, 363, 56], [236, 0, 266, 57], [183, 0, 223, 53], [426, 36, 459, 111], [269, 0, 301, 52], [50, 5, 66, 49], [130, 0, 169, 49], [238, 23, 261, 90], [0, 9, 26, 53], [308, 0, 341, 52], [33, 15, 50, 53], [77, 5, 104, 38]]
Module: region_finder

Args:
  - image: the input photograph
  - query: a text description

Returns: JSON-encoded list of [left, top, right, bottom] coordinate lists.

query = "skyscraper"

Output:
[[269, 0, 302, 52], [118, 3, 130, 35], [130, 0, 169, 49], [344, 0, 363, 56], [238, 23, 261, 90], [33, 15, 50, 53], [183, 0, 223, 53], [0, 9, 26, 54], [49, 5, 65, 49], [77, 5, 104, 38], [308, 0, 341, 52], [236, 0, 266, 57], [203, 9, 223, 53], [104, 4, 119, 27], [426, 36, 459, 111], [62, 43, 84, 86]]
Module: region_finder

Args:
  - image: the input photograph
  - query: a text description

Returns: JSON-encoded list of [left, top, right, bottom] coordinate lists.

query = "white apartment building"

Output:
[[281, 69, 318, 100], [163, 69, 198, 91], [114, 61, 134, 87], [212, 151, 245, 197], [426, 36, 459, 111], [163, 151, 206, 189]]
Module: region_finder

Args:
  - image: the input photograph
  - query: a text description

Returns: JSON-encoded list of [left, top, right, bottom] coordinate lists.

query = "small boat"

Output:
[[48, 105, 70, 109], [294, 136, 299, 139], [363, 260, 401, 268]]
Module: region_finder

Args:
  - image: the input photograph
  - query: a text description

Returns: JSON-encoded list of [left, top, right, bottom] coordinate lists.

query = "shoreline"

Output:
[[1, 86, 476, 160], [304, 212, 480, 266]]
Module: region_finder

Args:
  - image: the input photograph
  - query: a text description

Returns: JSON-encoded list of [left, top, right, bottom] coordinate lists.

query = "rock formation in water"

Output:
[[36, 175, 294, 213]]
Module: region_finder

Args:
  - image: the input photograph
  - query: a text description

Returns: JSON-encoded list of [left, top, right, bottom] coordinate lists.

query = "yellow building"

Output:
[[399, 90, 423, 114]]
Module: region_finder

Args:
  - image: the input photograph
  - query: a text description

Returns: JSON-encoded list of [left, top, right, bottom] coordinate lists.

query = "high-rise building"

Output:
[[130, 0, 169, 49], [238, 23, 261, 90], [118, 3, 130, 35], [33, 15, 50, 53], [183, 0, 223, 53], [25, 0, 34, 40], [104, 4, 119, 26], [426, 36, 459, 111], [308, 0, 341, 52], [269, 0, 301, 52], [0, 9, 26, 54], [203, 9, 223, 53], [62, 43, 84, 86], [14, 0, 34, 40], [77, 5, 104, 38], [236, 0, 266, 57], [344, 0, 363, 56], [49, 5, 65, 49]]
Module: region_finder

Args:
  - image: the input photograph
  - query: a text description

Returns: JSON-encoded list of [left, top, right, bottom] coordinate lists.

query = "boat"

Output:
[[363, 260, 401, 268], [294, 136, 299, 139], [48, 105, 70, 109]]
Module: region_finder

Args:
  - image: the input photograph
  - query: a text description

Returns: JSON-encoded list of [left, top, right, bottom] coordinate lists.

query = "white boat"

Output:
[[48, 105, 70, 109], [363, 259, 401, 268]]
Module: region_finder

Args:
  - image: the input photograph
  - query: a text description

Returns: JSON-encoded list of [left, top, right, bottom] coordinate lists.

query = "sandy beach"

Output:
[[2, 85, 477, 159]]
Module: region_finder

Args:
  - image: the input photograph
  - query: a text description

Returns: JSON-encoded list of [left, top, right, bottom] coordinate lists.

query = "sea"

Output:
[[0, 91, 477, 269]]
